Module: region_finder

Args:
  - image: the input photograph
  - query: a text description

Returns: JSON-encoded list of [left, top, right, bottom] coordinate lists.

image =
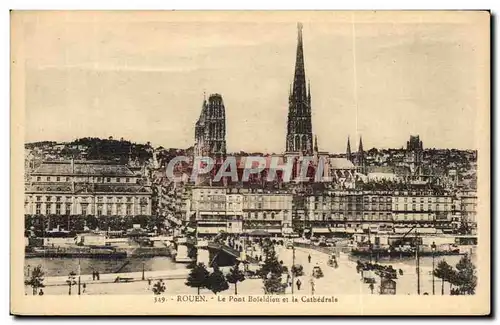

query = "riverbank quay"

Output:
[[41, 266, 237, 287], [32, 244, 471, 295]]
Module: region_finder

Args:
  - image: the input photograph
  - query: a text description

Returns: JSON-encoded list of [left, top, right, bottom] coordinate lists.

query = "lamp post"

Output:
[[291, 246, 296, 295], [77, 258, 81, 295], [368, 240, 373, 264], [415, 230, 420, 295], [142, 261, 145, 281], [431, 241, 436, 295]]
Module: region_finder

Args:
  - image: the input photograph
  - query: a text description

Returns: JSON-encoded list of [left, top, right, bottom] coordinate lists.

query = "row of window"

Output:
[[395, 197, 453, 203], [34, 176, 134, 183], [312, 196, 453, 203], [313, 203, 393, 210], [30, 196, 146, 203], [394, 204, 452, 211], [33, 203, 148, 216]]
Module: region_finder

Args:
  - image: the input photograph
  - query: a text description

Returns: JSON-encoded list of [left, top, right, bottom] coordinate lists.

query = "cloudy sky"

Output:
[[17, 11, 488, 153]]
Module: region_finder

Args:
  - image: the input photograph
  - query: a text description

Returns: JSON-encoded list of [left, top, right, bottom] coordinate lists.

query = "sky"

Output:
[[17, 11, 488, 153]]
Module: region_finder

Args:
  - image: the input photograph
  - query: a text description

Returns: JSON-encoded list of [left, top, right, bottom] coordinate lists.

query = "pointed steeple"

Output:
[[357, 136, 365, 174], [346, 136, 352, 162], [285, 23, 313, 155], [314, 135, 318, 153], [307, 80, 311, 104], [293, 22, 307, 103]]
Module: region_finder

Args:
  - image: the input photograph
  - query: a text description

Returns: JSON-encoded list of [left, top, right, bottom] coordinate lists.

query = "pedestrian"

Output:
[[96, 271, 100, 280], [38, 289, 44, 296], [308, 254, 311, 264], [310, 279, 315, 295], [296, 279, 302, 290], [82, 283, 86, 293], [92, 271, 96, 281]]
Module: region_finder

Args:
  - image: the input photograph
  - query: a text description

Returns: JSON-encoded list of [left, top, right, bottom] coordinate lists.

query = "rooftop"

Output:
[[31, 160, 135, 177]]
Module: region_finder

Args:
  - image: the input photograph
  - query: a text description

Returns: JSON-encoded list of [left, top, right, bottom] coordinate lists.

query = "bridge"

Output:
[[174, 237, 259, 266]]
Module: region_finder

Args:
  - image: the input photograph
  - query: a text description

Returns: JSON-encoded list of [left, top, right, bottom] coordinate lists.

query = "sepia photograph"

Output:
[[10, 10, 490, 315]]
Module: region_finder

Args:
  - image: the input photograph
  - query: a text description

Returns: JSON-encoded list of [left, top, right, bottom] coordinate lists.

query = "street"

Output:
[[36, 245, 454, 296]]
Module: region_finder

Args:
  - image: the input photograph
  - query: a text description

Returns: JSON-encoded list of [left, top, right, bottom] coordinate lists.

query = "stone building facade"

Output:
[[25, 160, 152, 217]]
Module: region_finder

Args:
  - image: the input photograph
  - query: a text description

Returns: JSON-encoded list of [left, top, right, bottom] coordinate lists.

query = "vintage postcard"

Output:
[[10, 10, 490, 316]]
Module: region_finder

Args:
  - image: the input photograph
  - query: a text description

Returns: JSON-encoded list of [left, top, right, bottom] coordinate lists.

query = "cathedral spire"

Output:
[[346, 136, 352, 162], [314, 135, 318, 153], [308, 80, 311, 103], [293, 22, 307, 102], [286, 23, 313, 154]]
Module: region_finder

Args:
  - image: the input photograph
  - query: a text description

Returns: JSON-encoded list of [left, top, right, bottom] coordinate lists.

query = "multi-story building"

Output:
[[457, 190, 478, 234], [361, 191, 393, 234], [304, 189, 459, 236], [190, 186, 293, 236], [191, 186, 228, 235], [391, 190, 455, 233], [25, 160, 152, 218], [242, 190, 293, 236]]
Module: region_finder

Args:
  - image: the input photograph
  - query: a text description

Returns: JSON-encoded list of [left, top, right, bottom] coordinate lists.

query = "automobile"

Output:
[[286, 242, 294, 249], [312, 266, 324, 278]]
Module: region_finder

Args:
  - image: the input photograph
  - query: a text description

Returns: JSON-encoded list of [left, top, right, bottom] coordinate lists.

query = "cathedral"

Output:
[[190, 24, 363, 188], [285, 23, 314, 156], [194, 93, 227, 158]]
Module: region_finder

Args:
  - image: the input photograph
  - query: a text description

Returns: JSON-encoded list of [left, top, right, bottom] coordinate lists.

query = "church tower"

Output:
[[285, 23, 313, 155], [194, 93, 227, 158], [346, 136, 352, 162]]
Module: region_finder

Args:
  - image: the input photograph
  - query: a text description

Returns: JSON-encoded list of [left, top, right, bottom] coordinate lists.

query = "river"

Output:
[[24, 256, 185, 277]]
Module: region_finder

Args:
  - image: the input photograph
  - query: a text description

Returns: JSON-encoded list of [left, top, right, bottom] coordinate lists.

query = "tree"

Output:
[[263, 272, 287, 295], [207, 264, 229, 295], [226, 262, 245, 295], [25, 265, 45, 295], [152, 279, 166, 295], [455, 254, 477, 295], [260, 247, 286, 295], [185, 262, 210, 295], [259, 246, 284, 278], [433, 260, 454, 295]]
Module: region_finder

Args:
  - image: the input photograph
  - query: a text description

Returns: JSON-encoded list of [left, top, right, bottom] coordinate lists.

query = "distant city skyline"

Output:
[[23, 12, 486, 152]]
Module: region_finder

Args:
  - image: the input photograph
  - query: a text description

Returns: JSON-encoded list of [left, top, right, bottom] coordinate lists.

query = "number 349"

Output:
[[154, 297, 166, 303]]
